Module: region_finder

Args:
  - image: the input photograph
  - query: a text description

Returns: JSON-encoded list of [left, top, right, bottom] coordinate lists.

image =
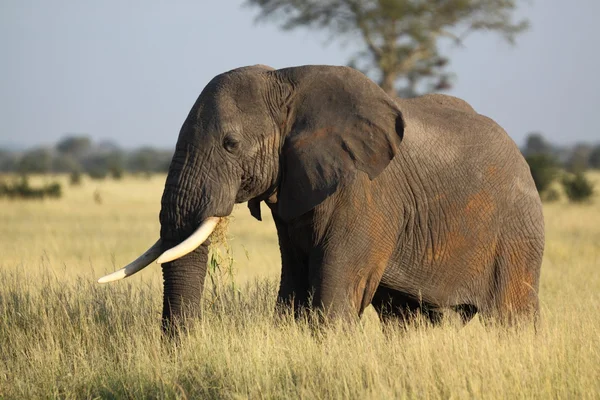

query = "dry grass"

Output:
[[0, 173, 599, 399]]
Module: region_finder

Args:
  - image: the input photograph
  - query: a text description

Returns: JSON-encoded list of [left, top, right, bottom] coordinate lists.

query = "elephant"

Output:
[[98, 64, 544, 332]]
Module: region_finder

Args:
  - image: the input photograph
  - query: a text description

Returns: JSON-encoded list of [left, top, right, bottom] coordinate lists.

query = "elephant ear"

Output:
[[276, 66, 405, 222]]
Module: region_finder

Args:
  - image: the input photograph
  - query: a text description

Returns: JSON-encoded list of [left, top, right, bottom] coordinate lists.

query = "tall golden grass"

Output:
[[1, 174, 599, 399]]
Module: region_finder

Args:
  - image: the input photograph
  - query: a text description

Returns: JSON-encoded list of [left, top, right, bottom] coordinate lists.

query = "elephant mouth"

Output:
[[97, 216, 221, 283]]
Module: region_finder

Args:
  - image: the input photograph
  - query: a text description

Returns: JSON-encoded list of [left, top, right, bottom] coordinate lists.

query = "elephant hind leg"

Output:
[[483, 238, 542, 326]]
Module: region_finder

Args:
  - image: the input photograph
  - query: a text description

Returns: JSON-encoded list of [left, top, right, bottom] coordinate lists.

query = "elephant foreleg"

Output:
[[273, 215, 311, 317], [308, 243, 392, 322], [306, 194, 399, 321]]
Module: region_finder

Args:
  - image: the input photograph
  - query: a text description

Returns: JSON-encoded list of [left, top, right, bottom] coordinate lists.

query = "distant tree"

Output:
[[523, 132, 553, 157], [0, 137, 176, 177], [95, 139, 121, 154], [525, 153, 558, 195], [128, 147, 173, 175], [128, 147, 155, 176], [562, 172, 594, 203], [17, 148, 53, 174], [106, 151, 125, 179], [246, 0, 528, 97], [56, 135, 92, 158], [87, 169, 108, 180], [566, 143, 592, 173], [156, 150, 174, 173], [82, 153, 109, 178], [0, 148, 17, 172], [82, 150, 123, 178], [52, 154, 82, 173], [588, 145, 600, 169]]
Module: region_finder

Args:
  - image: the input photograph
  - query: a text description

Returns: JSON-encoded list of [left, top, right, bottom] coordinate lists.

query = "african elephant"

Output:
[[99, 64, 544, 332]]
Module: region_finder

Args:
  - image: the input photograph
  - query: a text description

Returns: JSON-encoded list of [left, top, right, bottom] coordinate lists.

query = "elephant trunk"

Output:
[[97, 136, 233, 334], [160, 241, 209, 334], [158, 183, 207, 334], [158, 146, 220, 334]]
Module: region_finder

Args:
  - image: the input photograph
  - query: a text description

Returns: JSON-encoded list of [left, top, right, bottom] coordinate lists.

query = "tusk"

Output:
[[97, 239, 163, 283], [155, 217, 220, 264]]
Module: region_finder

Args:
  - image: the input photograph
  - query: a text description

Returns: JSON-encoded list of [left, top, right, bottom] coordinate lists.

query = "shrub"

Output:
[[525, 154, 558, 195], [70, 171, 83, 186], [541, 187, 560, 203], [0, 180, 7, 197], [45, 182, 62, 198], [562, 172, 594, 203], [88, 169, 107, 180], [0, 176, 62, 199], [109, 165, 124, 180]]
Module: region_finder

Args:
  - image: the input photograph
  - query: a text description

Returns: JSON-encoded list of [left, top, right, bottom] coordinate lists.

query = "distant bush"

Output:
[[525, 154, 558, 195], [541, 187, 560, 203], [562, 172, 594, 203], [70, 171, 83, 186], [17, 148, 53, 174], [0, 176, 62, 199], [44, 182, 62, 198], [88, 169, 107, 180], [52, 154, 82, 174], [109, 165, 124, 180]]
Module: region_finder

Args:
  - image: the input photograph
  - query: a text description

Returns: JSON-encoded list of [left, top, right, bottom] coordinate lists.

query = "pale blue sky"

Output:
[[1, 1, 598, 149]]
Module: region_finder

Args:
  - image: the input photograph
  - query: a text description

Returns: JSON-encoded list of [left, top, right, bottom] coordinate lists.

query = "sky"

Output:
[[1, 0, 599, 149]]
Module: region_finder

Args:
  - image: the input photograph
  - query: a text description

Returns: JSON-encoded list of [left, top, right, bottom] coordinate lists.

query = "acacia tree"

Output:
[[245, 0, 528, 97], [56, 135, 92, 158]]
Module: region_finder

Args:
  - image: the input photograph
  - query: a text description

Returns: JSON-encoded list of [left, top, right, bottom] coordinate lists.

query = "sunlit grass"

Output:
[[0, 173, 599, 399]]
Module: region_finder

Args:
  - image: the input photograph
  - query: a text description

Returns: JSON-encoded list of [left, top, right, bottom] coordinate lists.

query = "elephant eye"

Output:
[[222, 135, 240, 153]]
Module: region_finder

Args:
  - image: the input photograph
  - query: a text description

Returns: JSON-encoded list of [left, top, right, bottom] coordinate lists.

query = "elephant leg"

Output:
[[306, 193, 399, 321], [483, 237, 542, 326], [273, 214, 311, 317], [308, 245, 391, 322], [372, 286, 443, 327]]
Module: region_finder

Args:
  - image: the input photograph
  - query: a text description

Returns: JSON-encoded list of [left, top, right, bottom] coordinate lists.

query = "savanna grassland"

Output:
[[1, 174, 599, 399]]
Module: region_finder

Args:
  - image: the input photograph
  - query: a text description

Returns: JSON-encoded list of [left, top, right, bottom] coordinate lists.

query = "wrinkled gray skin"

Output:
[[159, 64, 544, 332]]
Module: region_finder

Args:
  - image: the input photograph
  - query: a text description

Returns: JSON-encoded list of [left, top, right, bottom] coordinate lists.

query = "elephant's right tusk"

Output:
[[155, 217, 221, 264], [97, 239, 163, 283]]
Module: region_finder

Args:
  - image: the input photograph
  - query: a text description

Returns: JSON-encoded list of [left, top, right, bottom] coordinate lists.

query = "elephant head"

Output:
[[98, 64, 404, 332]]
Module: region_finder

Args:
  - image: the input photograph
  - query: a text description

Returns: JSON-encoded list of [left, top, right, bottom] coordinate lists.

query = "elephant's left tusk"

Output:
[[155, 217, 221, 264], [98, 239, 163, 283]]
